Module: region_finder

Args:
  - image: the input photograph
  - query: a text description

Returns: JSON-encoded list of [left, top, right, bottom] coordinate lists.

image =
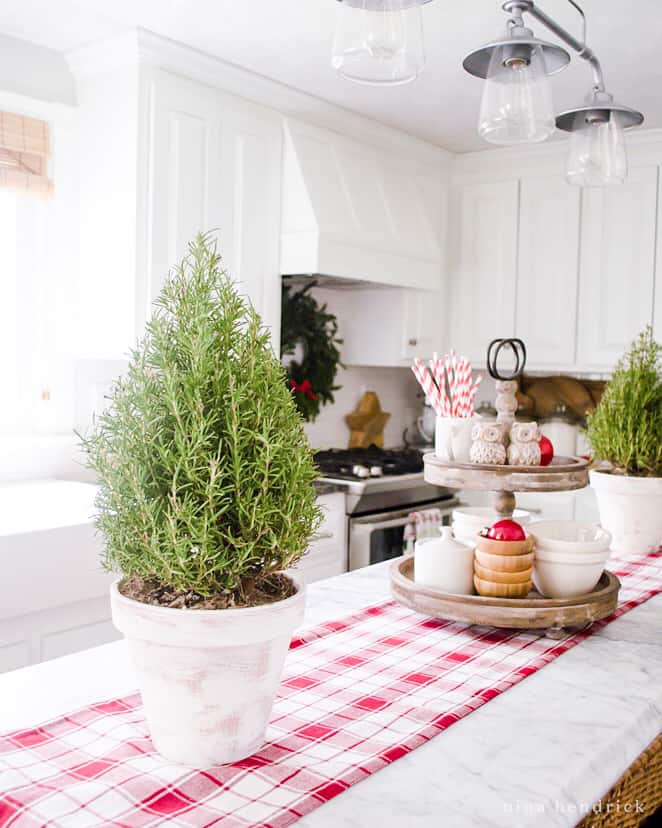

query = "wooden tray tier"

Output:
[[423, 453, 590, 493], [390, 556, 620, 636]]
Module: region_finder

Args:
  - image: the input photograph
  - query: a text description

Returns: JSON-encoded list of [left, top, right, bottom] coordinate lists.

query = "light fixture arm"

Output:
[[502, 0, 605, 92]]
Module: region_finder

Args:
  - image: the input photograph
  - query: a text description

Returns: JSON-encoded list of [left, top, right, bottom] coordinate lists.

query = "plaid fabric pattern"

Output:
[[1, 549, 660, 828]]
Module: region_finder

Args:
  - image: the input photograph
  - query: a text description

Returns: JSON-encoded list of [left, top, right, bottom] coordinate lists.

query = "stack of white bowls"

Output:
[[529, 520, 612, 598], [452, 507, 531, 548]]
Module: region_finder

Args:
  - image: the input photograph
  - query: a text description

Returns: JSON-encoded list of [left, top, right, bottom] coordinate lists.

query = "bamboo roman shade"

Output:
[[0, 111, 52, 196]]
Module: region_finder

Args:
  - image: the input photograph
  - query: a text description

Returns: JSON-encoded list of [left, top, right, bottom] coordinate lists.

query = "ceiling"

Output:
[[1, 0, 660, 152]]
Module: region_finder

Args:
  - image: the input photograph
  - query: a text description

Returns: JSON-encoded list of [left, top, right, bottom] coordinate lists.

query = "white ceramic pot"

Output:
[[435, 416, 475, 463], [111, 576, 305, 766], [414, 527, 474, 594], [589, 469, 662, 556], [452, 507, 530, 548]]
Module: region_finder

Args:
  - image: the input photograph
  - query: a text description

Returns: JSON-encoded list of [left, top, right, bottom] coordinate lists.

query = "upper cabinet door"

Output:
[[516, 176, 580, 368], [144, 71, 222, 310], [577, 165, 658, 368], [449, 179, 519, 363], [143, 70, 282, 348], [654, 168, 662, 343], [216, 102, 283, 344]]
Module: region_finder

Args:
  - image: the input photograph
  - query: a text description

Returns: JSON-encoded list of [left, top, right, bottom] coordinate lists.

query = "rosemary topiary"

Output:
[[82, 233, 322, 605], [586, 326, 662, 477]]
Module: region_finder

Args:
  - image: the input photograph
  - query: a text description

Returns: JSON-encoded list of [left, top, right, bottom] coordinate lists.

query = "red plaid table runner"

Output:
[[1, 550, 660, 828]]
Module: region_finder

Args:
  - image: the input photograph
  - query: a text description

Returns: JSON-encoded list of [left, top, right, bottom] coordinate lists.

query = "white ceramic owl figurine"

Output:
[[507, 422, 541, 466], [470, 422, 507, 465]]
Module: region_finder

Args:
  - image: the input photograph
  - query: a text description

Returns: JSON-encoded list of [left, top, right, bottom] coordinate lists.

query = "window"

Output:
[[0, 106, 77, 436]]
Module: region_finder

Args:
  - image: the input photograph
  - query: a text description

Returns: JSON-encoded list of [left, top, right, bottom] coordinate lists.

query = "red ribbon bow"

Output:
[[290, 379, 318, 401]]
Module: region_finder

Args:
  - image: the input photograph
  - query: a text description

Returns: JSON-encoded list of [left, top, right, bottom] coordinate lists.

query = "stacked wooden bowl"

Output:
[[474, 535, 535, 598]]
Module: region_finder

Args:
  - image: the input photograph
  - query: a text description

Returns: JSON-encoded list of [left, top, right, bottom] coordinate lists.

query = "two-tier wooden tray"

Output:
[[390, 556, 620, 637], [423, 453, 590, 516]]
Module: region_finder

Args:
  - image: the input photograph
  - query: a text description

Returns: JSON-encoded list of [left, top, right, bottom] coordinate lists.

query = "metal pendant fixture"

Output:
[[465, 24, 569, 145], [332, 0, 432, 85], [333, 0, 644, 185], [463, 0, 644, 184]]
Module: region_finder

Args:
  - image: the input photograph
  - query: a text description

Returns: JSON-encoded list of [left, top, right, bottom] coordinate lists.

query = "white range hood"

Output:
[[280, 119, 445, 290]]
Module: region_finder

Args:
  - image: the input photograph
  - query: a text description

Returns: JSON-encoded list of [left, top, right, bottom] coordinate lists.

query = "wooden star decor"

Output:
[[345, 391, 391, 449]]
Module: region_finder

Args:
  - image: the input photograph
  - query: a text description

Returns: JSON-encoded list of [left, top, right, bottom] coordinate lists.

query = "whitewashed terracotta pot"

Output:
[[590, 469, 662, 556], [111, 575, 305, 766]]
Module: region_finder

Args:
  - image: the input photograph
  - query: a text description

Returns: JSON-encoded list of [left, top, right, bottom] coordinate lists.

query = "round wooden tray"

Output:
[[423, 453, 590, 493], [390, 556, 620, 635]]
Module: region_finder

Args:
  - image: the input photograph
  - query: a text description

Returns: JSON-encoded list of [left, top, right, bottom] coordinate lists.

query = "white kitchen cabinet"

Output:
[[143, 69, 283, 347], [289, 491, 347, 584], [312, 286, 444, 367], [576, 165, 658, 368], [448, 179, 520, 363], [654, 167, 662, 343], [516, 176, 581, 368]]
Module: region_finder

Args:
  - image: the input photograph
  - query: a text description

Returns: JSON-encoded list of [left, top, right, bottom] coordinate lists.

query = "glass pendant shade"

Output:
[[478, 42, 556, 144], [565, 111, 627, 187], [332, 0, 426, 86]]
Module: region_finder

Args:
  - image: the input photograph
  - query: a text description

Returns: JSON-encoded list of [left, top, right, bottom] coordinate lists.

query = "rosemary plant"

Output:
[[586, 326, 662, 477], [83, 233, 322, 599]]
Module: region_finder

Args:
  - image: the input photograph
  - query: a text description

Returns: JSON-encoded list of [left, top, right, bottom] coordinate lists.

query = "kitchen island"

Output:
[[1, 559, 660, 827]]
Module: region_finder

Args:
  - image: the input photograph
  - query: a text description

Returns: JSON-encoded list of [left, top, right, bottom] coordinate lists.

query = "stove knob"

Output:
[[369, 466, 384, 477], [352, 464, 370, 478]]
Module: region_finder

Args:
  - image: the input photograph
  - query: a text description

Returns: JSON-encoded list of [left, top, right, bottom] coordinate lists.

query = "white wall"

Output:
[[0, 33, 75, 105], [303, 365, 420, 450]]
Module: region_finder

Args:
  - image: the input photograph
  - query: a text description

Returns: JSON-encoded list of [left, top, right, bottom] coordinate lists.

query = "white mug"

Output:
[[435, 416, 475, 463]]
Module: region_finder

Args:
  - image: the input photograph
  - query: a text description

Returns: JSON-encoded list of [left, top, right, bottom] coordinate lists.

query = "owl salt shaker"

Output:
[[507, 422, 541, 466], [470, 422, 507, 465]]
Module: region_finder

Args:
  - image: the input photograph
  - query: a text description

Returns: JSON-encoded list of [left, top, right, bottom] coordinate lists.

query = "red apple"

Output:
[[487, 519, 526, 542], [539, 435, 554, 466]]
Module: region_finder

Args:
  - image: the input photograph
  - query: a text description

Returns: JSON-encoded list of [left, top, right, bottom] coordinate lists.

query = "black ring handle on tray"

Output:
[[486, 338, 527, 381]]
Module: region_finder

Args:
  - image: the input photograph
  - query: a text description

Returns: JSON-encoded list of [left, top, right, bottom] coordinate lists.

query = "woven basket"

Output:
[[577, 735, 662, 827]]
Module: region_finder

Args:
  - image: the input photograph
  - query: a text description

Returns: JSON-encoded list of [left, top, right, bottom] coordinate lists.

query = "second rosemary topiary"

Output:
[[83, 233, 322, 607], [586, 326, 662, 477]]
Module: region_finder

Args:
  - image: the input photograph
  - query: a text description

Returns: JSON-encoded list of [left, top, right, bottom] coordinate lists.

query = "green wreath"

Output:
[[280, 282, 343, 422]]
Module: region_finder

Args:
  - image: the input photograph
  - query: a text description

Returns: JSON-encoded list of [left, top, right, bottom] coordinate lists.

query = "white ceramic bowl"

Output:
[[532, 556, 607, 599], [452, 507, 530, 547], [530, 521, 611, 598], [530, 520, 612, 556]]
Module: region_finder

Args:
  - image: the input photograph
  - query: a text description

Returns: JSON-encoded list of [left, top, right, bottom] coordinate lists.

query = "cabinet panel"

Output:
[[145, 70, 282, 348], [147, 73, 222, 307], [316, 287, 443, 367], [402, 290, 444, 361], [654, 167, 662, 343], [516, 176, 580, 366], [218, 108, 283, 344], [577, 166, 658, 367], [41, 619, 117, 662], [449, 180, 519, 363]]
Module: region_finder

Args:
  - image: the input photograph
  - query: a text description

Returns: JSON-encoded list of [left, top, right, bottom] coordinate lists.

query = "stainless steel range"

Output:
[[314, 448, 458, 571]]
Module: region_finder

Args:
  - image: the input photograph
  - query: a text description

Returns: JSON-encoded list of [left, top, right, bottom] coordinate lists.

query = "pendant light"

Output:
[[557, 92, 644, 187], [462, 0, 644, 185], [464, 22, 569, 144], [332, 0, 431, 86]]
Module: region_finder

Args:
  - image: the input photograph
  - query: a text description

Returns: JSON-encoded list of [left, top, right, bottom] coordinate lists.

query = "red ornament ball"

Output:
[[539, 435, 554, 466], [487, 519, 526, 542]]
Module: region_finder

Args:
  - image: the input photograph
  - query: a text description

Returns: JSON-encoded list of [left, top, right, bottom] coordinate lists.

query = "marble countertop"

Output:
[[1, 560, 660, 827]]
